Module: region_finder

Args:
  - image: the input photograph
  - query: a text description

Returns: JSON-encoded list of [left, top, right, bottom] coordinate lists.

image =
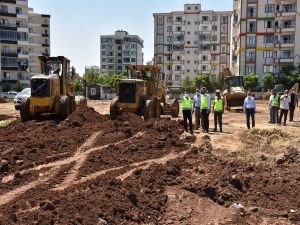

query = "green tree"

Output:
[[83, 72, 101, 85], [209, 76, 224, 92], [263, 73, 275, 90], [2, 82, 11, 92], [194, 74, 209, 89], [15, 80, 23, 92], [182, 76, 196, 93], [74, 80, 83, 94], [244, 74, 259, 91]]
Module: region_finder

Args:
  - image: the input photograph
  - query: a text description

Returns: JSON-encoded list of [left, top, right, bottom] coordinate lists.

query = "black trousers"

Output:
[[194, 107, 201, 129], [289, 105, 295, 121], [182, 110, 192, 132], [246, 108, 255, 129], [214, 111, 223, 131], [201, 109, 210, 132], [279, 109, 288, 125]]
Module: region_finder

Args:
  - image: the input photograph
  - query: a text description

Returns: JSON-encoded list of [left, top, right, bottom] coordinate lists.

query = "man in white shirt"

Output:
[[278, 90, 291, 126], [268, 90, 274, 123], [243, 91, 256, 129], [193, 89, 201, 130]]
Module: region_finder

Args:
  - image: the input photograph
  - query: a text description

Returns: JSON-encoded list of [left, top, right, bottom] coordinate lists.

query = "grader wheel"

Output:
[[20, 98, 30, 122]]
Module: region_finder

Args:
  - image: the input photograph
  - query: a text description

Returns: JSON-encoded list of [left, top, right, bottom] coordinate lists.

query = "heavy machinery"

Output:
[[222, 68, 247, 110], [19, 56, 76, 121], [110, 65, 179, 120]]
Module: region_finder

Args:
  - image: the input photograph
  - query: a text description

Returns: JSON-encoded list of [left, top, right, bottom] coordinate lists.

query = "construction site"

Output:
[[0, 97, 299, 224]]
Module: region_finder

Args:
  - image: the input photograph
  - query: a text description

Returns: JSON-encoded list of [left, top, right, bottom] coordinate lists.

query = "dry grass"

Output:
[[0, 119, 13, 128]]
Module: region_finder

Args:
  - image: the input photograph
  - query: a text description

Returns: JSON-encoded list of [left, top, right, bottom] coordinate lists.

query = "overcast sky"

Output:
[[29, 0, 232, 75]]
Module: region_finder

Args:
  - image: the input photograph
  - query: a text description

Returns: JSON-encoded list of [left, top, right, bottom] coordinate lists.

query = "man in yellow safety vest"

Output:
[[200, 87, 211, 133], [212, 90, 224, 132], [270, 91, 280, 124], [181, 91, 193, 133]]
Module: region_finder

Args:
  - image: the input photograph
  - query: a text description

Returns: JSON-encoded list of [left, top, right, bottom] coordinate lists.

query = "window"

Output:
[[221, 46, 226, 53], [212, 26, 217, 31], [176, 26, 182, 32], [202, 65, 207, 71], [187, 21, 190, 25], [0, 5, 8, 13], [175, 17, 182, 22], [246, 65, 255, 74], [187, 60, 190, 64], [187, 31, 190, 35], [175, 75, 181, 81], [3, 72, 10, 79], [29, 47, 33, 52], [175, 65, 181, 71], [264, 35, 274, 43], [157, 26, 163, 34], [187, 6, 191, 10], [167, 17, 172, 22], [157, 36, 163, 44], [246, 50, 255, 62], [248, 21, 256, 32], [90, 88, 97, 96], [264, 65, 273, 73], [202, 16, 209, 21], [167, 36, 172, 42], [220, 56, 226, 63], [29, 28, 33, 33], [167, 26, 172, 32], [131, 44, 135, 49], [102, 58, 107, 62], [131, 58, 136, 63], [167, 65, 171, 70], [29, 18, 33, 23], [222, 16, 228, 23], [246, 36, 256, 47], [30, 57, 34, 63], [29, 38, 33, 43], [263, 51, 273, 58], [212, 16, 217, 21], [187, 51, 190, 54], [265, 20, 273, 28], [187, 41, 190, 44], [2, 46, 9, 52], [187, 69, 190, 73], [202, 55, 208, 61], [265, 4, 275, 13], [212, 55, 217, 61], [247, 7, 257, 17], [158, 17, 163, 25]]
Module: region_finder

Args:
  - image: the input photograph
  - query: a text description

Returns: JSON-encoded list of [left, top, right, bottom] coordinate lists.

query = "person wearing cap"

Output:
[[193, 89, 201, 130], [212, 90, 224, 132], [200, 87, 211, 133], [243, 91, 256, 129], [289, 88, 298, 121], [268, 90, 274, 123], [270, 90, 280, 124], [278, 90, 291, 126], [181, 91, 193, 133]]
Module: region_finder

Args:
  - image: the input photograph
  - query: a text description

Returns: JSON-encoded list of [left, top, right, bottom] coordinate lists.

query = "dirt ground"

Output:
[[0, 100, 299, 225]]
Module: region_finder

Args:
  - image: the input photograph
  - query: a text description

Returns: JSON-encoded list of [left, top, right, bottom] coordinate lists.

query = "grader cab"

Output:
[[110, 65, 179, 120]]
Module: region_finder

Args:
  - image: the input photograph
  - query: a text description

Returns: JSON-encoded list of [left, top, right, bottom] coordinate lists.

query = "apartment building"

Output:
[[100, 30, 143, 74], [85, 65, 101, 74], [231, 0, 300, 80], [153, 4, 232, 87], [0, 0, 50, 90]]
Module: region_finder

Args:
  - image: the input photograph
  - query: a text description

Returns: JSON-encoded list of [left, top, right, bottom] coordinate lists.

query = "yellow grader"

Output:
[[19, 56, 78, 121], [110, 65, 179, 120]]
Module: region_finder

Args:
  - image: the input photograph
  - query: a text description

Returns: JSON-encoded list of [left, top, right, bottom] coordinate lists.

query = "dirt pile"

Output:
[[0, 107, 299, 224], [0, 99, 8, 104]]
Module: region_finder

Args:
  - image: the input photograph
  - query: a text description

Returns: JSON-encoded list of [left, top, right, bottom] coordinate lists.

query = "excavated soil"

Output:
[[0, 106, 299, 224], [0, 99, 8, 104]]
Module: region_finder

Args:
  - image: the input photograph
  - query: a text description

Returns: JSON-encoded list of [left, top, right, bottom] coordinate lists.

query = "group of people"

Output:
[[268, 89, 298, 126], [181, 87, 224, 134], [181, 88, 298, 134]]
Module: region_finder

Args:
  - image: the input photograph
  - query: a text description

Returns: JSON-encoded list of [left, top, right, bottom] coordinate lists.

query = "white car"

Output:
[[14, 88, 31, 110]]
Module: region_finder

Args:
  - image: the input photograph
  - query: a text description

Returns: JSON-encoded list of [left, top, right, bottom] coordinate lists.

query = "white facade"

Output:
[[85, 65, 101, 74], [153, 4, 232, 87], [100, 30, 144, 74], [231, 0, 300, 81], [0, 0, 50, 90]]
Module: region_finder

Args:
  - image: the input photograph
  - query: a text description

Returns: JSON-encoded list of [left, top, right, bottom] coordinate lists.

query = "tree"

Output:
[[263, 73, 275, 90], [194, 74, 209, 89], [182, 76, 196, 93], [74, 80, 83, 94], [209, 76, 224, 92], [15, 80, 23, 92], [83, 72, 101, 85], [244, 74, 259, 91]]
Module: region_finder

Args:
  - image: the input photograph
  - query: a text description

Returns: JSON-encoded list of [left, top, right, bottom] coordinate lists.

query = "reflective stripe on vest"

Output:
[[201, 95, 208, 109], [182, 97, 192, 110], [215, 97, 223, 112], [272, 95, 279, 107]]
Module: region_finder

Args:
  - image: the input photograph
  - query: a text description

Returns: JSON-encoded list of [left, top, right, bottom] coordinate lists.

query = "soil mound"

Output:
[[0, 99, 8, 104]]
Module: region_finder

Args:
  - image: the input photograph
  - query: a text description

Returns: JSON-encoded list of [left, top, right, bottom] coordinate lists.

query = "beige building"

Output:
[[100, 30, 144, 74], [153, 4, 232, 87], [231, 0, 300, 80], [0, 0, 50, 90]]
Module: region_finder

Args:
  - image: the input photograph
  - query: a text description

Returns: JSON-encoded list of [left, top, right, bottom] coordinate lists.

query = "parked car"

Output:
[[14, 88, 31, 110], [1, 91, 18, 99]]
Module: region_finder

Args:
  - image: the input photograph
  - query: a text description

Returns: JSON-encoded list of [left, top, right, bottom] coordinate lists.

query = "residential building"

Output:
[[100, 30, 143, 74], [85, 65, 101, 74], [231, 0, 300, 80], [153, 4, 232, 87], [0, 0, 50, 90]]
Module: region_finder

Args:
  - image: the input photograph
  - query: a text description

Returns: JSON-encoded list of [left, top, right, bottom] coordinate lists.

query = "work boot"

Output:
[[220, 127, 222, 132]]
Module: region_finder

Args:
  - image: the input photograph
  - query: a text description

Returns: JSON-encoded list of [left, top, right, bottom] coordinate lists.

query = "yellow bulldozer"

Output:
[[222, 68, 247, 110], [19, 56, 77, 121], [110, 65, 179, 120]]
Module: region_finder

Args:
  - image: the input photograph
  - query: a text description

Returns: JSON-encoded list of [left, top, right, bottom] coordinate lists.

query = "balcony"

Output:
[[173, 21, 185, 25], [18, 51, 29, 58], [172, 60, 184, 64], [16, 12, 27, 19], [0, 23, 17, 31], [281, 24, 296, 32], [246, 57, 256, 63], [280, 40, 295, 48], [280, 58, 294, 63], [16, 0, 27, 5], [0, 10, 16, 17], [173, 70, 182, 74], [1, 50, 18, 57]]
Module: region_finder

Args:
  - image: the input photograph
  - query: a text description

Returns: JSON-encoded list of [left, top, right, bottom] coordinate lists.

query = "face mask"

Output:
[[196, 92, 200, 96]]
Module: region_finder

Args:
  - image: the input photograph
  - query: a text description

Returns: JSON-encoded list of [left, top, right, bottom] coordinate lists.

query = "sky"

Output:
[[29, 0, 232, 75]]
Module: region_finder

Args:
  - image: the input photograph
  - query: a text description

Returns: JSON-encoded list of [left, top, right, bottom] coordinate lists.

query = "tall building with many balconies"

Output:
[[153, 4, 232, 87], [100, 30, 144, 74], [231, 0, 300, 80], [0, 0, 50, 90]]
